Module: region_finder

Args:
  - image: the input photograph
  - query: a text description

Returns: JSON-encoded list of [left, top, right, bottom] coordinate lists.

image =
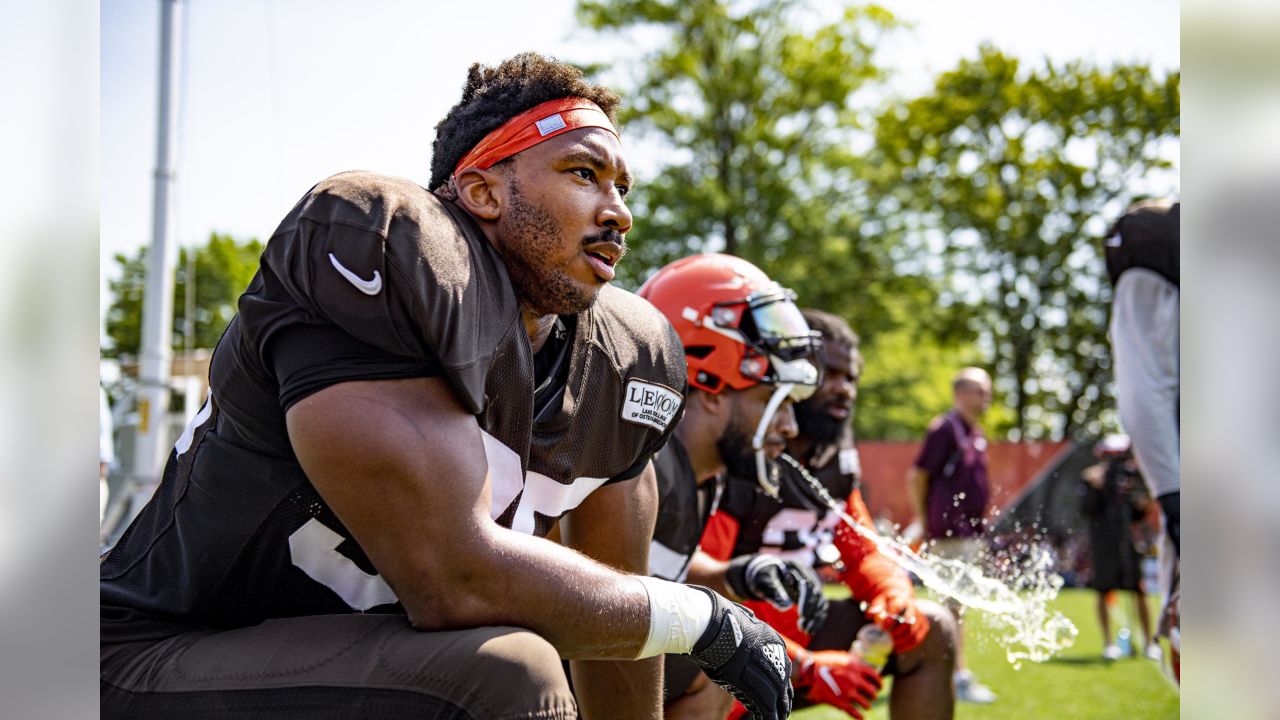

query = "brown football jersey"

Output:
[[102, 172, 686, 638]]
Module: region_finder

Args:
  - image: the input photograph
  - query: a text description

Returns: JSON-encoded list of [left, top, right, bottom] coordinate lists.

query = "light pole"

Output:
[[131, 0, 184, 494]]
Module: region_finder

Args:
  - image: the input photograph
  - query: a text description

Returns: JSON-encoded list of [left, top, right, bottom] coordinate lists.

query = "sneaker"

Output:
[[1145, 644, 1163, 662], [1102, 644, 1122, 661], [954, 670, 997, 704]]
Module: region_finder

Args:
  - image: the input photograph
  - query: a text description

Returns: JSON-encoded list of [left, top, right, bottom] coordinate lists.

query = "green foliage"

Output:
[[857, 320, 1010, 441], [103, 233, 263, 359], [869, 47, 1180, 439], [577, 0, 967, 437], [577, 6, 1176, 440], [577, 0, 896, 281]]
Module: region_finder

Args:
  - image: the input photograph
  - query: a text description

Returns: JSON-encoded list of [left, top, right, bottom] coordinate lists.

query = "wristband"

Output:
[[634, 576, 714, 659], [724, 555, 752, 600]]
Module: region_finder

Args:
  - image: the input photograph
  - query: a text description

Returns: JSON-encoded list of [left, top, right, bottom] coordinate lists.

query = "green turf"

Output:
[[793, 587, 1178, 719]]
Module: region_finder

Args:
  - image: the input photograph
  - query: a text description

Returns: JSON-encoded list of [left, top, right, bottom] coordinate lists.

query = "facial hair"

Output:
[[794, 397, 846, 444], [500, 176, 623, 316], [717, 413, 764, 481]]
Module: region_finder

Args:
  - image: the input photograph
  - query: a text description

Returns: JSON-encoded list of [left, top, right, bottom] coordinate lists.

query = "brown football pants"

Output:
[[101, 614, 578, 719]]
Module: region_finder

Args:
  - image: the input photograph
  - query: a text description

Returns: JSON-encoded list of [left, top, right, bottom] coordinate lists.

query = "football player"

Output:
[[704, 310, 961, 719], [639, 254, 831, 718], [101, 53, 791, 720]]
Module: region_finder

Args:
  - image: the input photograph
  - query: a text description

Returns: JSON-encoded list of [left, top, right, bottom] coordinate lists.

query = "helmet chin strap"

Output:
[[752, 383, 794, 499]]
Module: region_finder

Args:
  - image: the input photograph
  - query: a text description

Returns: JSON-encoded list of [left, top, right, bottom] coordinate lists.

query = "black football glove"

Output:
[[726, 554, 793, 608], [727, 554, 829, 635], [686, 586, 794, 720], [781, 560, 829, 636]]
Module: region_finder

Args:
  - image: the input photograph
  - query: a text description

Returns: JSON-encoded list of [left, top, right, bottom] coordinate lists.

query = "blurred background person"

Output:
[[1103, 200, 1179, 679], [909, 367, 996, 704], [1105, 200, 1179, 555], [1079, 434, 1159, 661]]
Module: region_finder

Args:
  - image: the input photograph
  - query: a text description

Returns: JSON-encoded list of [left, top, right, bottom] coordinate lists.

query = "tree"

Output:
[[869, 46, 1180, 439], [577, 0, 892, 279], [577, 0, 977, 438], [103, 232, 263, 359]]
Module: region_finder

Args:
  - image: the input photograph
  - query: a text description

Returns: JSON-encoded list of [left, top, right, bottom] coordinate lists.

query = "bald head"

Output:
[[952, 367, 992, 420]]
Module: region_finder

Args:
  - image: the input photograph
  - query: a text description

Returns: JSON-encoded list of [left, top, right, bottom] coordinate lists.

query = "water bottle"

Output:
[[853, 624, 894, 671], [1116, 628, 1133, 657]]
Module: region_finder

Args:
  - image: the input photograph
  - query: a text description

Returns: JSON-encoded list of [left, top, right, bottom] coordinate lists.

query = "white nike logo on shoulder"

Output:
[[329, 252, 383, 295]]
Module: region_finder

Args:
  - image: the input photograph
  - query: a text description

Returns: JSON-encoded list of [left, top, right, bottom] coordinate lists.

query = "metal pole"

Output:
[[132, 0, 183, 487]]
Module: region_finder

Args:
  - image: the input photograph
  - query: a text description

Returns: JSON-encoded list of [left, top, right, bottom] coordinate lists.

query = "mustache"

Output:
[[583, 229, 628, 257]]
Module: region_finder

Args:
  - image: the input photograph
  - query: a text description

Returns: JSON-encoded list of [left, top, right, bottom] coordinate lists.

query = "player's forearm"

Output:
[[402, 525, 651, 658], [837, 494, 912, 602], [842, 549, 911, 603], [847, 489, 878, 531], [686, 550, 737, 599]]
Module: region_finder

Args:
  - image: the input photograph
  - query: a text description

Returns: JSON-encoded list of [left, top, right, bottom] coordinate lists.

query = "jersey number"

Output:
[[287, 430, 608, 610], [288, 518, 397, 611], [483, 430, 609, 534]]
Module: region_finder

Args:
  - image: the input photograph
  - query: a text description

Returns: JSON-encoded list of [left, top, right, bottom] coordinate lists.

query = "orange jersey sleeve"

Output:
[[835, 488, 915, 603], [699, 510, 741, 561]]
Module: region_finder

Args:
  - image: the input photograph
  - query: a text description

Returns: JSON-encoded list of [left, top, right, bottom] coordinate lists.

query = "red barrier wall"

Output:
[[856, 440, 1072, 527]]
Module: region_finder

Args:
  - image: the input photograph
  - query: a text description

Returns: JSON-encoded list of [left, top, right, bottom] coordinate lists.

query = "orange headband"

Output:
[[452, 97, 618, 177]]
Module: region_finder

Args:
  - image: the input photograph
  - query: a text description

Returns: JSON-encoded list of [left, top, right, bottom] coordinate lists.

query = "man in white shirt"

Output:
[[1105, 199, 1179, 680]]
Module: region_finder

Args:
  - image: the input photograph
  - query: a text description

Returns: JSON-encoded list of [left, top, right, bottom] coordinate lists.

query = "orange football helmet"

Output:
[[640, 254, 823, 498], [638, 253, 822, 398]]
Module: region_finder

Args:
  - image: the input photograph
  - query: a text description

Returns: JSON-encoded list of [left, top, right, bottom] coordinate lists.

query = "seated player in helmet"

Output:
[[704, 309, 962, 719], [637, 254, 833, 718]]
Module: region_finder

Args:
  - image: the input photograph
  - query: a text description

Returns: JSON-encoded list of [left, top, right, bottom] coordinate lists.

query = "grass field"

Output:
[[794, 587, 1178, 720]]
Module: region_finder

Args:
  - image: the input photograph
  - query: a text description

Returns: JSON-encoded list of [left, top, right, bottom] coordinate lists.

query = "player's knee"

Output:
[[898, 600, 957, 673], [382, 625, 575, 718], [471, 628, 573, 704], [665, 671, 735, 720], [920, 600, 958, 660]]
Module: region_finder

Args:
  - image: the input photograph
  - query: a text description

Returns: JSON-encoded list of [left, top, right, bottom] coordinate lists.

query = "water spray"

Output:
[[777, 452, 1078, 665]]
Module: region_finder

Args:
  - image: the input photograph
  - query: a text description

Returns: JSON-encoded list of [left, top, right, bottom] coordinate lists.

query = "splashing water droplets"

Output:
[[778, 454, 1077, 666]]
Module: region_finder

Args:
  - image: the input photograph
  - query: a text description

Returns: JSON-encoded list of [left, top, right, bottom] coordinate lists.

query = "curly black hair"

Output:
[[429, 52, 621, 191]]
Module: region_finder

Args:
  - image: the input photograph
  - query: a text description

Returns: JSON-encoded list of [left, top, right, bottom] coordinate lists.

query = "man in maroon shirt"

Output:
[[909, 366, 996, 704]]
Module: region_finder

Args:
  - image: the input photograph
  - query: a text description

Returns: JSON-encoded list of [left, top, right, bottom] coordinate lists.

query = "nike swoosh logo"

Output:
[[818, 666, 843, 696], [329, 252, 383, 295]]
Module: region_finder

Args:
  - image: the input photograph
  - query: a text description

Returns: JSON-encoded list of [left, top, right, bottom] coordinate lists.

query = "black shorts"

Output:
[[101, 614, 576, 719]]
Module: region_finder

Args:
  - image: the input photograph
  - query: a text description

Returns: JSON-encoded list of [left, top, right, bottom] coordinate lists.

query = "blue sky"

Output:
[[100, 0, 1179, 323]]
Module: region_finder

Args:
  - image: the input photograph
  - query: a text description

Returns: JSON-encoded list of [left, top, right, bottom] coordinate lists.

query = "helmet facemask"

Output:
[[707, 285, 823, 386], [702, 285, 823, 499]]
